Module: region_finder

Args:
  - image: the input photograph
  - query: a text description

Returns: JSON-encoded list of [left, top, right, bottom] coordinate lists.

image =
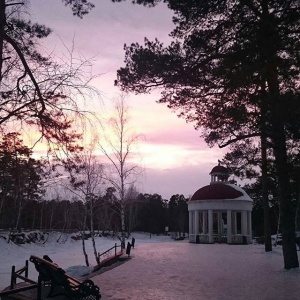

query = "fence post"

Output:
[[126, 242, 132, 257], [10, 265, 15, 289], [37, 276, 42, 300], [25, 260, 28, 278]]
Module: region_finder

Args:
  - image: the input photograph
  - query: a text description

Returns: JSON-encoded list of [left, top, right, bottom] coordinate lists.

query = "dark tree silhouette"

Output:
[[0, 132, 45, 230], [0, 0, 98, 150], [112, 0, 300, 269]]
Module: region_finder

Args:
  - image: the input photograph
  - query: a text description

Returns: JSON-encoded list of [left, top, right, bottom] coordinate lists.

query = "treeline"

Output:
[[1, 191, 189, 235], [0, 132, 189, 236]]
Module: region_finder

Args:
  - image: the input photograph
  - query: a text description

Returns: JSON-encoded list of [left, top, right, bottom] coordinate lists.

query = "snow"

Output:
[[227, 183, 253, 201], [0, 231, 121, 288], [1, 232, 300, 299]]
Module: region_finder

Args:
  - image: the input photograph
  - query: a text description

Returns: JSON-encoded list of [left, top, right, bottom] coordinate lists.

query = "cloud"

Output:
[[28, 0, 229, 200], [137, 164, 216, 200]]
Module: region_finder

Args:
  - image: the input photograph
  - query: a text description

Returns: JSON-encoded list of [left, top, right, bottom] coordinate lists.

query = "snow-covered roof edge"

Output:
[[227, 184, 253, 202]]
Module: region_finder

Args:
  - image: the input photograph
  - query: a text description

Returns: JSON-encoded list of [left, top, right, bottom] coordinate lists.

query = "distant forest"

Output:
[[1, 191, 189, 236], [0, 132, 189, 234]]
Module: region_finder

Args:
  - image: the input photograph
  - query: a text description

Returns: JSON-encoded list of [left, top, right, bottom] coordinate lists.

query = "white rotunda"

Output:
[[188, 164, 253, 244]]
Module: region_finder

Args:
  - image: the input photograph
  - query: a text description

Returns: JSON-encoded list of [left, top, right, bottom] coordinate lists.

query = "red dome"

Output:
[[190, 183, 243, 201]]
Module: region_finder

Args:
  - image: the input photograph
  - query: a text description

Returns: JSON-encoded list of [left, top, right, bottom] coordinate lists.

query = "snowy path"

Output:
[[92, 240, 300, 300], [1, 233, 300, 299]]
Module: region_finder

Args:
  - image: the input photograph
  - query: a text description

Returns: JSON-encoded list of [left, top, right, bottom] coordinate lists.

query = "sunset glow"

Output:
[[24, 0, 227, 199]]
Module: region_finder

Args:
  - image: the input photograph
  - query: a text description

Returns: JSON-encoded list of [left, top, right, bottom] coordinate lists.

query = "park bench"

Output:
[[30, 255, 101, 300]]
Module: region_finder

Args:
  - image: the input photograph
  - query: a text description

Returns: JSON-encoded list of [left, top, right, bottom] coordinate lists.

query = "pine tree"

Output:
[[112, 0, 300, 268], [0, 0, 97, 149], [0, 132, 44, 230]]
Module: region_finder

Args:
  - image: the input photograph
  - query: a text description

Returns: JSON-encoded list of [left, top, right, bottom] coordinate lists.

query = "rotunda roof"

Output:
[[190, 183, 252, 201], [210, 165, 229, 175]]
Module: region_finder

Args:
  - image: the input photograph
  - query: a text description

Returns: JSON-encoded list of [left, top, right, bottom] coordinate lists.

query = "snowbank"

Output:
[[0, 231, 125, 290]]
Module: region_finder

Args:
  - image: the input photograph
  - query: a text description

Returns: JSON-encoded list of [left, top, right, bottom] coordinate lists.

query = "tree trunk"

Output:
[[271, 121, 298, 268], [0, 197, 5, 228], [81, 211, 89, 267], [260, 5, 298, 268], [260, 93, 272, 252], [294, 178, 300, 232], [49, 205, 55, 230], [267, 67, 299, 267], [90, 204, 100, 265], [40, 201, 44, 229], [121, 202, 125, 248], [81, 232, 89, 267], [14, 198, 22, 230], [261, 135, 272, 251], [268, 81, 298, 267], [0, 0, 5, 82], [31, 208, 36, 230]]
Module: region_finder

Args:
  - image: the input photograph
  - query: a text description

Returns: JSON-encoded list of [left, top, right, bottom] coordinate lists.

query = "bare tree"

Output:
[[0, 1, 100, 152], [63, 148, 105, 266], [125, 184, 140, 234], [99, 95, 142, 247]]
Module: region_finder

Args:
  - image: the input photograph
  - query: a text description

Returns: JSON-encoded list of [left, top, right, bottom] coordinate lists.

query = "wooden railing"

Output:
[[98, 243, 123, 264], [0, 260, 37, 297]]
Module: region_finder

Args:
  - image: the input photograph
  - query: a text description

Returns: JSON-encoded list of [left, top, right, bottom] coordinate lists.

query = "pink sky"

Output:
[[28, 0, 228, 199]]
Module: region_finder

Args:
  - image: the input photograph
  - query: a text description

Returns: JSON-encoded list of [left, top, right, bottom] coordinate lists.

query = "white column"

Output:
[[208, 209, 213, 243], [232, 212, 237, 234], [189, 211, 193, 235], [195, 211, 199, 235], [227, 210, 232, 244], [218, 212, 222, 239], [203, 211, 207, 234]]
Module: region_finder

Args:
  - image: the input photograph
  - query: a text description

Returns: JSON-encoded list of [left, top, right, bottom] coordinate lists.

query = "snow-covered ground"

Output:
[[95, 238, 300, 300], [1, 232, 300, 299], [0, 231, 125, 290]]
